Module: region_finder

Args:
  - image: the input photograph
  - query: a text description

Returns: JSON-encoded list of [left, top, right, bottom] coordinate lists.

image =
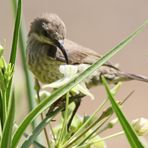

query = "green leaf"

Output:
[[0, 45, 4, 57], [101, 76, 144, 148], [21, 117, 51, 148], [4, 64, 14, 85], [0, 57, 7, 92], [11, 21, 148, 148], [33, 142, 46, 148], [1, 90, 15, 148], [21, 106, 62, 147], [0, 57, 7, 70], [6, 0, 22, 109], [0, 71, 5, 92], [0, 91, 4, 129], [9, 0, 21, 65], [11, 0, 36, 128]]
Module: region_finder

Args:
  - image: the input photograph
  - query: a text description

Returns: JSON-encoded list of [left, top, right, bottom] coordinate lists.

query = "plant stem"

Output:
[[49, 123, 56, 141], [77, 116, 112, 147], [57, 93, 69, 147], [35, 79, 50, 147], [65, 82, 121, 147], [78, 131, 124, 148], [64, 98, 108, 148]]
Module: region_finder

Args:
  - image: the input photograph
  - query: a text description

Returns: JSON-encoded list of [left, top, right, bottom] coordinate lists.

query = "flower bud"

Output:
[[132, 118, 148, 136], [108, 118, 118, 128], [0, 44, 4, 57]]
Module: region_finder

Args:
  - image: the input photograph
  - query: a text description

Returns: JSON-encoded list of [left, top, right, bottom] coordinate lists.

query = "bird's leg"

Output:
[[46, 95, 65, 116], [34, 78, 41, 102], [46, 94, 83, 131], [67, 99, 81, 131]]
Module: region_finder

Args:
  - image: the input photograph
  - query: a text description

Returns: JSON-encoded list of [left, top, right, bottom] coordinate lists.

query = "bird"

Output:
[[26, 13, 148, 128]]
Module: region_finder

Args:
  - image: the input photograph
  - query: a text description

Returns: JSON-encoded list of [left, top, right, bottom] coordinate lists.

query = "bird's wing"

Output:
[[56, 39, 119, 70]]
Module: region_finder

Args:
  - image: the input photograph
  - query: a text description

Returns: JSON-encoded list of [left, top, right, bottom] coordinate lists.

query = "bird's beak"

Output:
[[54, 40, 69, 64]]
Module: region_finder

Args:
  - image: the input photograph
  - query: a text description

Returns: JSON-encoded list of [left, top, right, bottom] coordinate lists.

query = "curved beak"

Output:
[[54, 40, 69, 64]]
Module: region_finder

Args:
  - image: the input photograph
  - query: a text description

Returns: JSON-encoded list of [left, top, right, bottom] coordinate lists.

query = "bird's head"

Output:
[[28, 13, 69, 63]]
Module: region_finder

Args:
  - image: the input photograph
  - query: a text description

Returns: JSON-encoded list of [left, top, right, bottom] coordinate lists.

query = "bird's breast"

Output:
[[27, 47, 64, 84]]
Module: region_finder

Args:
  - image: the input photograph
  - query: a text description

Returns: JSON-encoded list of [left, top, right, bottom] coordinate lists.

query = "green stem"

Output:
[[57, 93, 69, 147], [0, 91, 3, 129], [3, 91, 7, 125], [65, 110, 107, 148], [49, 123, 56, 141], [65, 82, 121, 147], [77, 116, 112, 147], [64, 98, 108, 148], [78, 131, 124, 148]]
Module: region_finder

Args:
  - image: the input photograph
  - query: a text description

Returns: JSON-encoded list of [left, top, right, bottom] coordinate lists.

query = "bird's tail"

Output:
[[86, 70, 148, 88], [116, 71, 148, 83]]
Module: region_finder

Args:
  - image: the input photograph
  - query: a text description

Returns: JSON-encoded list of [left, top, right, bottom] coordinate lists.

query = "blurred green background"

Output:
[[0, 0, 148, 147]]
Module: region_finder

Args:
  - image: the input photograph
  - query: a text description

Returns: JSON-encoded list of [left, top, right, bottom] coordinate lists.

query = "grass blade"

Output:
[[11, 0, 36, 128], [6, 0, 22, 107], [9, 0, 22, 65], [1, 90, 15, 148], [21, 104, 63, 147], [21, 117, 52, 148], [11, 21, 148, 148], [0, 91, 3, 129], [102, 76, 144, 148]]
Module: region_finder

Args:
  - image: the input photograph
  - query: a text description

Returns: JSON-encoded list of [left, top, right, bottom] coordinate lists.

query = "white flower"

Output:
[[35, 90, 51, 100], [44, 64, 94, 100], [132, 118, 148, 136]]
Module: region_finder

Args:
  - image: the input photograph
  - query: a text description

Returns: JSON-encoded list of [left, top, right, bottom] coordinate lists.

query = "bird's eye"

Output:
[[43, 30, 49, 38]]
